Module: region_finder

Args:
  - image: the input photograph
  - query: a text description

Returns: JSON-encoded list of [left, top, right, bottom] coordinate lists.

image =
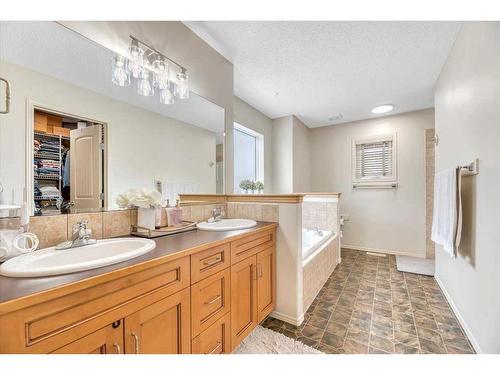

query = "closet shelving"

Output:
[[33, 129, 68, 214]]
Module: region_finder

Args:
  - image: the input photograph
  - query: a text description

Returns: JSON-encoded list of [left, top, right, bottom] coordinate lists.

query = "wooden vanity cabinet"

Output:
[[51, 322, 124, 354], [230, 255, 258, 349], [230, 244, 276, 350], [124, 288, 191, 354], [0, 225, 277, 354], [256, 246, 276, 322]]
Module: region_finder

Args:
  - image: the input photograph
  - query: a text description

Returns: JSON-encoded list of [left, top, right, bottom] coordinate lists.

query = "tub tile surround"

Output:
[[303, 239, 338, 309], [301, 196, 341, 313], [263, 249, 475, 354], [302, 200, 338, 232]]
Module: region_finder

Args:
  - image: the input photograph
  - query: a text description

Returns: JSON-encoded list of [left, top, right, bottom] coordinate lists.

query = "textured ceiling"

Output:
[[184, 21, 462, 127]]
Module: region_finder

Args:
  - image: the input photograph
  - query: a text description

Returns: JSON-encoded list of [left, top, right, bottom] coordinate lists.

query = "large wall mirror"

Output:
[[0, 21, 225, 216]]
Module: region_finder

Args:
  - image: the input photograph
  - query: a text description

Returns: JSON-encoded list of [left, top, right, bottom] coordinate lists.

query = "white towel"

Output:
[[431, 168, 462, 257]]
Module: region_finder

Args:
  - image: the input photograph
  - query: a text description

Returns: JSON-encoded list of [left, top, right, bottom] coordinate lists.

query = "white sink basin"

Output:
[[0, 238, 156, 278], [197, 219, 257, 232]]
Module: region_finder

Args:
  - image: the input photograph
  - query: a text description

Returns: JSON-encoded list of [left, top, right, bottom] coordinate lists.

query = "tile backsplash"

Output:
[[0, 200, 279, 251], [28, 215, 68, 249], [0, 209, 135, 250]]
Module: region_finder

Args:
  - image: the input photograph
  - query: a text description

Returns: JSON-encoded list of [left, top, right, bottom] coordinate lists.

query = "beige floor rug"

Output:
[[233, 326, 322, 354], [396, 255, 435, 276]]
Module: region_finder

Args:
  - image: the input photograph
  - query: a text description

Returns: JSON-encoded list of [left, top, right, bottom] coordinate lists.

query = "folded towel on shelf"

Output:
[[431, 167, 464, 257], [39, 186, 61, 198]]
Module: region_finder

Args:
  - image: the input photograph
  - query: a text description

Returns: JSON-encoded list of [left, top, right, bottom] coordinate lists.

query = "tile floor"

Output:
[[261, 249, 475, 354]]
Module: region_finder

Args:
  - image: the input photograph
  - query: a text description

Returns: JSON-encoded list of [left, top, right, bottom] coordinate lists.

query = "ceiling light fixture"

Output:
[[111, 35, 189, 105], [371, 104, 394, 114]]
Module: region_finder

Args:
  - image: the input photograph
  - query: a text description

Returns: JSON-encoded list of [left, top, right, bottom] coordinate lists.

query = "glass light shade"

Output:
[[111, 55, 130, 86], [137, 68, 154, 97], [160, 87, 175, 105], [176, 70, 189, 99], [152, 58, 170, 90], [128, 44, 144, 79]]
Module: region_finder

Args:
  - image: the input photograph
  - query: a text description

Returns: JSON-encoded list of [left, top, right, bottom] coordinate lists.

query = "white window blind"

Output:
[[355, 140, 393, 179], [352, 133, 397, 188]]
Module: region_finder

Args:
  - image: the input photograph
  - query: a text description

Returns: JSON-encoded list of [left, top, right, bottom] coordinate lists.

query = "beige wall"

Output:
[[59, 21, 235, 193], [0, 61, 216, 209], [272, 116, 294, 193], [434, 22, 500, 354], [292, 117, 311, 192], [309, 109, 434, 257], [233, 96, 274, 193], [272, 115, 311, 194]]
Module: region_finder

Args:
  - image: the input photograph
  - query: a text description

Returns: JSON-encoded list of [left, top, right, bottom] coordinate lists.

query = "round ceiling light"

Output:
[[371, 104, 394, 114]]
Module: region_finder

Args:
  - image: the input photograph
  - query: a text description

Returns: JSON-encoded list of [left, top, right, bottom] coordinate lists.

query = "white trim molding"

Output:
[[342, 244, 426, 258], [434, 275, 483, 354], [269, 311, 304, 327]]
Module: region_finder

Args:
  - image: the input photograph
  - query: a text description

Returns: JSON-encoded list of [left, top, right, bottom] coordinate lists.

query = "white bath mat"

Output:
[[232, 326, 322, 354], [396, 255, 435, 276]]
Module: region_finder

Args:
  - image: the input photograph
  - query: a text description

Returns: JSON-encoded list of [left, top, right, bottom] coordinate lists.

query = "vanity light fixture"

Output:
[[111, 55, 130, 87], [111, 35, 190, 105], [371, 104, 394, 114]]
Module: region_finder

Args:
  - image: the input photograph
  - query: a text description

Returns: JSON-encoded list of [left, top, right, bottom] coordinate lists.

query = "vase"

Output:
[[137, 207, 156, 230]]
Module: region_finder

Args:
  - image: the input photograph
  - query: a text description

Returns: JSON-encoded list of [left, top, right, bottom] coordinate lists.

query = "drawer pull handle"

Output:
[[131, 332, 140, 354], [205, 341, 222, 354], [113, 343, 121, 354], [205, 295, 222, 305], [203, 257, 222, 266]]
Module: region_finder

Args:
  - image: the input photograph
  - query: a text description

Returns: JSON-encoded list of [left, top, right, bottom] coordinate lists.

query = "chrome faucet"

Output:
[[208, 207, 224, 222], [56, 220, 97, 250], [313, 227, 323, 236]]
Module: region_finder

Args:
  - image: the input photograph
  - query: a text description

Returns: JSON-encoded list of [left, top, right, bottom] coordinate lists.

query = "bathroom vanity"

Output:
[[0, 222, 277, 354]]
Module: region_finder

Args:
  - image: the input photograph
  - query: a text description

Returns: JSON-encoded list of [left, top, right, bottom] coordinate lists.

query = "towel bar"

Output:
[[460, 159, 479, 176]]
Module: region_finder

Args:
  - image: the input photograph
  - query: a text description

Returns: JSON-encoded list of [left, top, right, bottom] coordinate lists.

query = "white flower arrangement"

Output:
[[116, 189, 162, 209]]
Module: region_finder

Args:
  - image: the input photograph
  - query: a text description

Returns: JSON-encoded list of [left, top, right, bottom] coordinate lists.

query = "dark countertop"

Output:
[[0, 222, 277, 307]]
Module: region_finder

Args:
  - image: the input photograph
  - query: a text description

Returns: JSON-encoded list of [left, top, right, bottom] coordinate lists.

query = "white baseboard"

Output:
[[269, 311, 304, 327], [342, 244, 426, 258], [434, 275, 483, 354]]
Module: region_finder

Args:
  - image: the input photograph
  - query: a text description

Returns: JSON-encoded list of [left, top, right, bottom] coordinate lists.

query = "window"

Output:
[[352, 133, 397, 188], [233, 123, 264, 192]]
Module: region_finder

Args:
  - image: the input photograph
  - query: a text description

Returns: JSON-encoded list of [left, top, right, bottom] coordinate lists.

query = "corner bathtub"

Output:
[[302, 228, 335, 263]]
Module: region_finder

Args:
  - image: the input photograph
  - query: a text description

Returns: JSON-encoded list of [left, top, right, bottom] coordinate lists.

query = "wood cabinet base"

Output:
[[0, 226, 277, 354]]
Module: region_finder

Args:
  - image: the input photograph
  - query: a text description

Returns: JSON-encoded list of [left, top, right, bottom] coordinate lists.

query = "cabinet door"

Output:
[[230, 255, 257, 350], [51, 321, 123, 354], [256, 246, 276, 322], [124, 288, 191, 354]]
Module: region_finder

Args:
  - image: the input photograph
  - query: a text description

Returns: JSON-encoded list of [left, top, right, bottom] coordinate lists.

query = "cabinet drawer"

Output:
[[230, 229, 275, 265], [191, 268, 231, 337], [190, 243, 230, 283], [3, 256, 190, 352], [192, 313, 231, 354]]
